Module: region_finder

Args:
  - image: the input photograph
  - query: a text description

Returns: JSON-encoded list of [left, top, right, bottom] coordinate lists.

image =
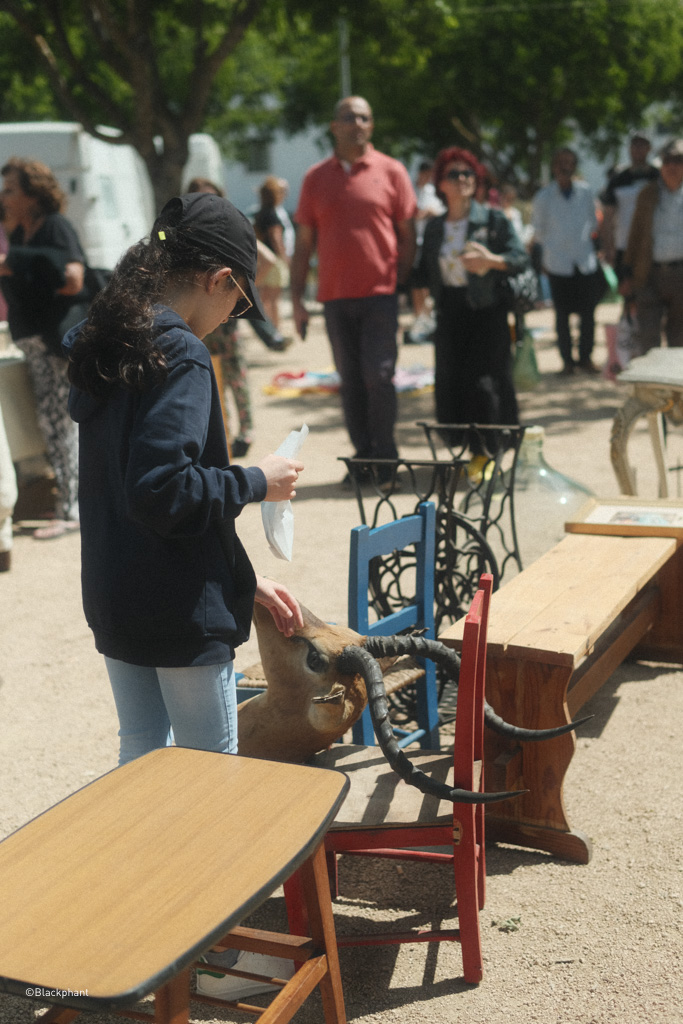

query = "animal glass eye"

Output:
[[290, 635, 329, 673], [306, 646, 327, 673]]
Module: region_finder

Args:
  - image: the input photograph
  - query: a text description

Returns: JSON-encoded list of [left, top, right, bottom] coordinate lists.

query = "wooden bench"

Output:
[[439, 532, 683, 864]]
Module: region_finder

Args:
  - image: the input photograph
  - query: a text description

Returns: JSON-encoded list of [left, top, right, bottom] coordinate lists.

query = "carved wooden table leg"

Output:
[[483, 656, 592, 864], [646, 411, 669, 498], [611, 385, 678, 496]]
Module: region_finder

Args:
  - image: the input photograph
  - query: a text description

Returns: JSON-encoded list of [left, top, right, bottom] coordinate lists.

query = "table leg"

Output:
[[646, 412, 669, 498], [611, 394, 649, 494], [297, 843, 346, 1024], [484, 656, 592, 864], [154, 968, 190, 1023], [201, 843, 346, 1024], [611, 385, 678, 496], [636, 545, 683, 663]]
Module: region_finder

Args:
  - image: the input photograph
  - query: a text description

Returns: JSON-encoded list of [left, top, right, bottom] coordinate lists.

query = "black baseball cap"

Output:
[[153, 193, 266, 320]]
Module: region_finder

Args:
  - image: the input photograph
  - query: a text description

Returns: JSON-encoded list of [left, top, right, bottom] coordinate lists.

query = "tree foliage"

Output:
[[0, 0, 682, 202], [0, 0, 268, 207], [276, 0, 683, 190]]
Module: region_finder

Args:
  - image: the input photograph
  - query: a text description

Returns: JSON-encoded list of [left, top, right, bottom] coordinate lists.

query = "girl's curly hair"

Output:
[[68, 228, 239, 398]]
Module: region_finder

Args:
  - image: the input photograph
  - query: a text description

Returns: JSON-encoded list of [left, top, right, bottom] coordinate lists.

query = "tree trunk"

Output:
[[141, 138, 192, 215], [526, 134, 551, 195]]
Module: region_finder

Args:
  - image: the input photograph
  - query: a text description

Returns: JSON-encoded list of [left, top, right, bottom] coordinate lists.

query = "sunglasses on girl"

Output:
[[444, 168, 476, 181], [228, 275, 253, 318]]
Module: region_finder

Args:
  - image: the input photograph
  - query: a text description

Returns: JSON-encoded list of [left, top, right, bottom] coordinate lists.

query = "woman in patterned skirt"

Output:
[[0, 157, 86, 539]]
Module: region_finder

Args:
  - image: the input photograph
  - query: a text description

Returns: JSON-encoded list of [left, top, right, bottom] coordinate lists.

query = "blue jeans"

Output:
[[105, 658, 238, 765], [324, 294, 399, 459]]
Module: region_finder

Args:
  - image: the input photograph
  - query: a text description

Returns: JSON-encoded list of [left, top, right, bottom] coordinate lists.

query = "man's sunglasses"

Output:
[[229, 276, 253, 318], [336, 113, 372, 124], [444, 168, 476, 181]]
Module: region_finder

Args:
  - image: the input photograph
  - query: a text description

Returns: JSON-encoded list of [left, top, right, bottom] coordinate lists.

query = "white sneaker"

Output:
[[405, 311, 436, 344], [196, 949, 294, 1000]]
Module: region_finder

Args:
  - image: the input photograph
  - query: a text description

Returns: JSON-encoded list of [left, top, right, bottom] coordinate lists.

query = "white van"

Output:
[[181, 133, 227, 194], [0, 121, 156, 269], [0, 123, 230, 481]]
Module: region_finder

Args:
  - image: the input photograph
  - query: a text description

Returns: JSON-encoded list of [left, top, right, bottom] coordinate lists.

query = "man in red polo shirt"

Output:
[[291, 96, 416, 485]]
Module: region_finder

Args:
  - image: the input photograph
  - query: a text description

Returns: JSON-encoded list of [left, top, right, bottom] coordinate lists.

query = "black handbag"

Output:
[[486, 210, 538, 314], [500, 266, 539, 315]]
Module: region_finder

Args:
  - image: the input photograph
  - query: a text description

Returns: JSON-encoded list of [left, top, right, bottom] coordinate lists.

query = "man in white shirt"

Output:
[[533, 148, 604, 374]]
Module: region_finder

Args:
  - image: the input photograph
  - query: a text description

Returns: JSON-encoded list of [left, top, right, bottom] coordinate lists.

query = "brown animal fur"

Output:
[[237, 603, 368, 761]]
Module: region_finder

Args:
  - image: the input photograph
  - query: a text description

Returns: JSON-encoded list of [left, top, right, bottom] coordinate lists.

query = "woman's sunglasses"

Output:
[[229, 276, 253, 318], [444, 168, 476, 181]]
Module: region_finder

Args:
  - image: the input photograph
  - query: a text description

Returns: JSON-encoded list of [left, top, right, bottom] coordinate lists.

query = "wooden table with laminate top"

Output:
[[0, 746, 349, 1024]]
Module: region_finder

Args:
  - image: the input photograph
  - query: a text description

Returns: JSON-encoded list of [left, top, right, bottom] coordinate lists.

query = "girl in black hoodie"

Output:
[[65, 193, 304, 766]]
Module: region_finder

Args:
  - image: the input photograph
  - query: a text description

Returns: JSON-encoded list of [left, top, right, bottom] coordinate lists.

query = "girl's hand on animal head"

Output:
[[254, 576, 303, 635]]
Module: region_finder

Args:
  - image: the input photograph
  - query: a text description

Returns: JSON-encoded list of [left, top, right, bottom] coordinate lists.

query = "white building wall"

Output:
[[221, 127, 331, 217]]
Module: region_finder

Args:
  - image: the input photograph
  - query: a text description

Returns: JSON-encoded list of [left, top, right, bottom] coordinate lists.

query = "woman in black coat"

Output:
[[415, 147, 528, 476]]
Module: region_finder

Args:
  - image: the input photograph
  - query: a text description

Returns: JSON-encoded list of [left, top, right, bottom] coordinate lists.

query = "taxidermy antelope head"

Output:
[[238, 603, 586, 806], [237, 604, 367, 763]]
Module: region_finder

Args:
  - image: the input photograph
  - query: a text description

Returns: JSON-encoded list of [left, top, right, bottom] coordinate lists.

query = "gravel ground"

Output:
[[0, 300, 681, 1023]]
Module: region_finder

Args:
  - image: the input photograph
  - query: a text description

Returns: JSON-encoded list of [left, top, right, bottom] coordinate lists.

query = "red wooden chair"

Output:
[[285, 573, 495, 985]]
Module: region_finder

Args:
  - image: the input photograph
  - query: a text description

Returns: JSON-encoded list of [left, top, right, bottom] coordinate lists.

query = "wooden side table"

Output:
[[611, 348, 683, 497], [0, 747, 349, 1024]]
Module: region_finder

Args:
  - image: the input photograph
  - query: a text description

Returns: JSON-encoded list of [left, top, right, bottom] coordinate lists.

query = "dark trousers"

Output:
[[324, 294, 399, 460], [548, 269, 603, 366], [433, 288, 518, 455], [636, 263, 683, 352]]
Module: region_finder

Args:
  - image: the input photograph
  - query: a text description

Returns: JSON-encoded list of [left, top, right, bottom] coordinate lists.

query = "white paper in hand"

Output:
[[261, 423, 309, 560]]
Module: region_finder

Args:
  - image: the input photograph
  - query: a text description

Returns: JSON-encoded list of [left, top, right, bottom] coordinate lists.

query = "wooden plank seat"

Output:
[[439, 532, 683, 864], [312, 744, 481, 828], [0, 747, 349, 1024]]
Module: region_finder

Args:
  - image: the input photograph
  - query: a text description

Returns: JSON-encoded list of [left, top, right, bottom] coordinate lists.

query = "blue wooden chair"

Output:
[[349, 501, 440, 750]]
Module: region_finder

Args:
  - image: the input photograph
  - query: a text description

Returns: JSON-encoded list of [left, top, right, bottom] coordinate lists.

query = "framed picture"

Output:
[[565, 497, 683, 538]]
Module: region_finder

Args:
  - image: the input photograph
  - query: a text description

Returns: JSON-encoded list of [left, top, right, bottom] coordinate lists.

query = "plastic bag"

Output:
[[604, 307, 640, 380], [512, 329, 540, 391], [261, 423, 309, 560], [615, 309, 640, 369]]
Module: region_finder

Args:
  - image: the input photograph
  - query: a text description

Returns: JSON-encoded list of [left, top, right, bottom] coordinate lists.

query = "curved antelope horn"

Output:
[[336, 644, 520, 805], [363, 634, 591, 741]]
